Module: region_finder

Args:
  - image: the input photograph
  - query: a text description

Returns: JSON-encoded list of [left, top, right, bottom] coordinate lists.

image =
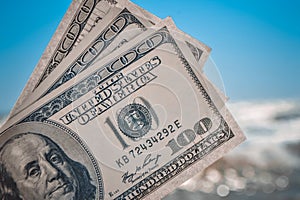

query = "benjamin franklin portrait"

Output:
[[0, 132, 96, 200]]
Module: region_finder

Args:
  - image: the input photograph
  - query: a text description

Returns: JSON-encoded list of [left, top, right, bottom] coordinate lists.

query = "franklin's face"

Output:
[[1, 134, 79, 200]]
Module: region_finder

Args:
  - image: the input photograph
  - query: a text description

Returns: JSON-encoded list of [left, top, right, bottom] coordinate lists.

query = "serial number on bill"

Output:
[[115, 119, 182, 168]]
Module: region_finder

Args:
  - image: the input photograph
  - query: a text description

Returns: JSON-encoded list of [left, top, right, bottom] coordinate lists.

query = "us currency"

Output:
[[0, 22, 245, 199], [9, 0, 120, 116], [9, 1, 211, 120], [9, 0, 154, 117]]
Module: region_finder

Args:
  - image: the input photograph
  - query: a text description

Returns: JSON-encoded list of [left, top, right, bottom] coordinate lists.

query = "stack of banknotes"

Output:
[[0, 1, 246, 199]]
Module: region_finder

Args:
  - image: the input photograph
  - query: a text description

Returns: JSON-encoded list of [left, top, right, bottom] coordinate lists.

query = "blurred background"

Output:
[[0, 0, 299, 199]]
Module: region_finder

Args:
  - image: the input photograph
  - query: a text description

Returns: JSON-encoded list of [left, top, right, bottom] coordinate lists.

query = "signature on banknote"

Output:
[[122, 153, 161, 184]]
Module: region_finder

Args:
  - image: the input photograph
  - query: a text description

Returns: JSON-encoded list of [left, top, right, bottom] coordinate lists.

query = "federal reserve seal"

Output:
[[118, 103, 152, 139]]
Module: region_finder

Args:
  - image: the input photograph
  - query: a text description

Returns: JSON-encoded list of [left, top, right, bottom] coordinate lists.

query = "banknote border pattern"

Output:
[[44, 8, 146, 96], [35, 0, 118, 89], [185, 41, 203, 62]]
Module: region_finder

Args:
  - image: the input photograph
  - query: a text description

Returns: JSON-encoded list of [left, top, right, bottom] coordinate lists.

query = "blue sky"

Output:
[[0, 0, 299, 113]]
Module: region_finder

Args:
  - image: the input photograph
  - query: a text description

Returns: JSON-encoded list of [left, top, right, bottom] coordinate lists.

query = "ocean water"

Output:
[[165, 99, 300, 200]]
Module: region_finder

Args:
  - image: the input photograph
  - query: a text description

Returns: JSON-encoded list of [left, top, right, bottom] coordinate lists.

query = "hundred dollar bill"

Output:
[[10, 2, 211, 120], [0, 21, 245, 199]]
